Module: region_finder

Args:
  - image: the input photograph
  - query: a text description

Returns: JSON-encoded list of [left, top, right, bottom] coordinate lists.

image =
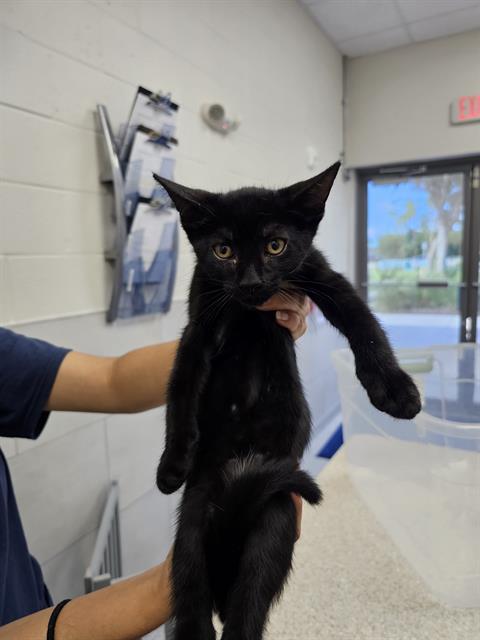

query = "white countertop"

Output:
[[266, 449, 480, 640]]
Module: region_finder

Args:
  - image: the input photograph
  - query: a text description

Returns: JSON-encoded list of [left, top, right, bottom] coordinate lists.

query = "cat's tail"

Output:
[[217, 454, 322, 526]]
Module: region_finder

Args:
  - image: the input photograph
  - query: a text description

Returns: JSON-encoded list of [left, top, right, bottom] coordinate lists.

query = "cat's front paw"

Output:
[[156, 454, 189, 494], [357, 366, 421, 419]]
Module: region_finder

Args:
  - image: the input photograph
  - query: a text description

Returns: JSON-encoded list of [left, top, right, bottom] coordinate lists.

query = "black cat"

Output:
[[154, 162, 421, 640]]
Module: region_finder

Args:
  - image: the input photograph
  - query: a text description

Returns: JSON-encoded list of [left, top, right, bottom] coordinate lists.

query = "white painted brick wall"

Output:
[[0, 0, 347, 607]]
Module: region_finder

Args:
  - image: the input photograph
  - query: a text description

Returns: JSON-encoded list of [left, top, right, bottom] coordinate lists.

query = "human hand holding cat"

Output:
[[257, 293, 311, 341]]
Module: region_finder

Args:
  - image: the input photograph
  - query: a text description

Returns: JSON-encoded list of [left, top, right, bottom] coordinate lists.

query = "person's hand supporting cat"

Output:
[[257, 293, 311, 341]]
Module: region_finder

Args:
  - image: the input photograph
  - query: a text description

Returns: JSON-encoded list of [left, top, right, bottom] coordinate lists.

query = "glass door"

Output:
[[358, 162, 480, 349]]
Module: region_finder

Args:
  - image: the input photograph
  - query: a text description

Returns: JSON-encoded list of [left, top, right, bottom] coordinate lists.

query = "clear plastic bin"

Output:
[[332, 344, 480, 608]]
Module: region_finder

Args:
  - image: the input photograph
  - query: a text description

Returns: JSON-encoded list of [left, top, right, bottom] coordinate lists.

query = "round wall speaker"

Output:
[[201, 103, 239, 134]]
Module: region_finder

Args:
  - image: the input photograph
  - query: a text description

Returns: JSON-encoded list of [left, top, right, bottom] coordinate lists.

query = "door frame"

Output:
[[356, 156, 480, 343]]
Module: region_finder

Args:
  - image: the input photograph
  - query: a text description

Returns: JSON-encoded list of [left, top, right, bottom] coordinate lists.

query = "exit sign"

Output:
[[451, 95, 480, 124]]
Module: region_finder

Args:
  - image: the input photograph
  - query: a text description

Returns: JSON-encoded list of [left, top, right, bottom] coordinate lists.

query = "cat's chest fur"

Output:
[[195, 307, 306, 460]]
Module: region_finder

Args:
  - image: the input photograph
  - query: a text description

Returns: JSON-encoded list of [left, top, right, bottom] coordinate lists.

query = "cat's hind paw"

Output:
[[156, 456, 188, 494]]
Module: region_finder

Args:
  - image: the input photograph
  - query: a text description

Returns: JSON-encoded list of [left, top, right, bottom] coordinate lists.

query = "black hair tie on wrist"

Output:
[[47, 599, 71, 640]]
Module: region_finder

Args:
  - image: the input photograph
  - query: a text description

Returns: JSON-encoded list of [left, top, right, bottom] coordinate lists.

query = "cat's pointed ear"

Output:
[[281, 161, 341, 220], [153, 174, 213, 216]]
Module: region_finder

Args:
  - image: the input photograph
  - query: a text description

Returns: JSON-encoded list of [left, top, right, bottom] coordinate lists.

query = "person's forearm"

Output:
[[47, 341, 178, 413], [109, 341, 178, 412], [0, 562, 171, 640]]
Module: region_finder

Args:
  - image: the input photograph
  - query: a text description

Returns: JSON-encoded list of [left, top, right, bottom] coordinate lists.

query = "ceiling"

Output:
[[301, 0, 480, 57]]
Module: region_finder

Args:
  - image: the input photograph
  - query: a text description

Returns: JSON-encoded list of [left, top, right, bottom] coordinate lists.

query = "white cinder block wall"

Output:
[[0, 0, 347, 605]]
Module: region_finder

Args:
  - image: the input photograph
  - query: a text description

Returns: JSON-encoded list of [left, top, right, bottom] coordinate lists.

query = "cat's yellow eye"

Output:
[[213, 243, 234, 260], [265, 238, 286, 256]]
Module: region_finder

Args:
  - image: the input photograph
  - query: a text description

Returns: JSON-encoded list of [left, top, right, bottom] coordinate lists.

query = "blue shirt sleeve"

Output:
[[0, 328, 70, 439]]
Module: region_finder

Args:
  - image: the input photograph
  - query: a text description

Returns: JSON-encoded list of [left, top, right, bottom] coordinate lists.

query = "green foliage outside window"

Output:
[[368, 264, 461, 313]]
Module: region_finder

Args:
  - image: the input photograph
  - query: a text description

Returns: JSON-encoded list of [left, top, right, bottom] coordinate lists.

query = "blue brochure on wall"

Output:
[[118, 200, 179, 318], [119, 86, 178, 166], [115, 86, 180, 319], [124, 125, 176, 222]]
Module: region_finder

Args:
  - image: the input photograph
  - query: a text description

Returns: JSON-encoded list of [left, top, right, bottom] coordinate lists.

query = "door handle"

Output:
[[465, 317, 473, 342], [417, 281, 449, 288]]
